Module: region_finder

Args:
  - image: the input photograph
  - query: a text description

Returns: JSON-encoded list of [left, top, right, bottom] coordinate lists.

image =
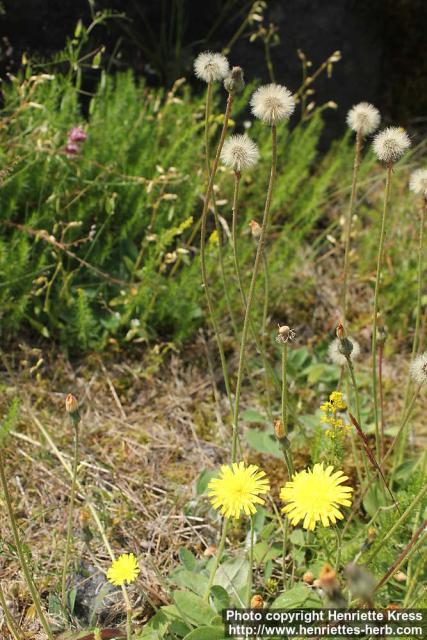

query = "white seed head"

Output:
[[410, 352, 427, 385], [250, 83, 295, 125], [373, 127, 411, 164], [409, 168, 427, 197], [328, 338, 360, 367], [194, 51, 229, 83], [346, 102, 380, 136], [220, 134, 259, 172]]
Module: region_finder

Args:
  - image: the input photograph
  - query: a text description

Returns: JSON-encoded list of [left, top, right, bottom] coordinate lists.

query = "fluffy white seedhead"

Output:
[[409, 168, 427, 197], [194, 51, 229, 83], [250, 83, 295, 125], [373, 127, 411, 164], [346, 102, 380, 136], [410, 352, 427, 385], [328, 338, 361, 367], [220, 134, 259, 172]]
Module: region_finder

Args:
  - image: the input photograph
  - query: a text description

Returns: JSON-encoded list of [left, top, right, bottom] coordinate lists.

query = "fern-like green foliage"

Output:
[[0, 71, 421, 353], [0, 399, 20, 447]]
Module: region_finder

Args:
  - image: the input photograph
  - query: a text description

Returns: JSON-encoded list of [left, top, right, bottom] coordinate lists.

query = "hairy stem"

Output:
[[200, 90, 235, 416], [247, 517, 255, 606], [372, 163, 393, 460], [232, 124, 278, 461], [342, 131, 363, 320], [61, 422, 79, 610]]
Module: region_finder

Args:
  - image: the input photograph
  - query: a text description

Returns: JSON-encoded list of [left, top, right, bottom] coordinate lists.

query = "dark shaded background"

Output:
[[1, 0, 426, 133]]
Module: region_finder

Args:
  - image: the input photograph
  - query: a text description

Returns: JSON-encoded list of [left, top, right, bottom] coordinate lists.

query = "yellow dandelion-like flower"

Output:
[[280, 463, 353, 531], [107, 553, 140, 587], [208, 461, 270, 519]]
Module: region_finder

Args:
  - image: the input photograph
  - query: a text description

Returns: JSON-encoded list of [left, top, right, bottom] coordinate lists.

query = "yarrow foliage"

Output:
[[221, 134, 259, 172], [409, 168, 427, 197], [194, 51, 229, 83], [250, 83, 295, 125], [280, 463, 353, 530], [208, 461, 270, 518], [346, 102, 380, 137], [107, 553, 140, 586], [373, 127, 411, 164]]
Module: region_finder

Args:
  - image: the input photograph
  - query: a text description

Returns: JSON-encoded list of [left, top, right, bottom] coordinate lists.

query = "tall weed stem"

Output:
[[232, 125, 277, 461], [372, 164, 393, 460], [200, 90, 234, 415], [204, 518, 229, 601], [0, 583, 22, 640], [342, 131, 362, 320], [61, 418, 79, 610]]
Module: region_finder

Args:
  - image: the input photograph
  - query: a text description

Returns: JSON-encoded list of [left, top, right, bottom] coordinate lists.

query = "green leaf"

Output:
[[210, 585, 229, 612], [196, 469, 217, 495], [171, 568, 208, 596], [363, 483, 387, 518], [253, 541, 282, 564], [0, 399, 20, 447], [241, 409, 269, 424], [173, 591, 215, 626], [179, 547, 197, 571], [213, 555, 249, 605], [183, 626, 225, 640], [245, 428, 281, 458], [271, 585, 322, 608]]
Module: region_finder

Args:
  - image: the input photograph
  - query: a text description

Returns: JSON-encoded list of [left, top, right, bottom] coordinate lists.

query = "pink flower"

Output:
[[68, 126, 87, 143], [64, 142, 80, 156]]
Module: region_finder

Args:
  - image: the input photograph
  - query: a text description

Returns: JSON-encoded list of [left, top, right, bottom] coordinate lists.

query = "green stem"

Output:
[[261, 252, 273, 419], [334, 526, 342, 572], [397, 199, 425, 464], [204, 519, 229, 601], [200, 89, 235, 417], [247, 517, 255, 606], [205, 84, 239, 341], [372, 163, 393, 460], [230, 171, 278, 406], [61, 421, 79, 610], [281, 342, 289, 435], [342, 132, 362, 320], [0, 583, 22, 640], [126, 606, 132, 640], [232, 124, 278, 461], [0, 452, 53, 640]]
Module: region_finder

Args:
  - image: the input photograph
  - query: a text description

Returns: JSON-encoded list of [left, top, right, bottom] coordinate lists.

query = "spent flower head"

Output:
[[107, 553, 140, 586], [346, 102, 380, 137], [275, 325, 296, 344], [410, 352, 427, 385], [250, 83, 295, 125], [373, 127, 411, 164], [280, 463, 353, 530], [221, 134, 259, 172], [328, 338, 360, 367], [249, 219, 261, 239], [409, 168, 427, 198], [208, 461, 270, 518], [224, 66, 245, 94], [194, 51, 229, 83]]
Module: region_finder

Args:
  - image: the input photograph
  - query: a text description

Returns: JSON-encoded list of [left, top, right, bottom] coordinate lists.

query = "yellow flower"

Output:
[[280, 463, 353, 531], [329, 391, 347, 411], [107, 553, 140, 586], [208, 461, 270, 518], [208, 230, 219, 246]]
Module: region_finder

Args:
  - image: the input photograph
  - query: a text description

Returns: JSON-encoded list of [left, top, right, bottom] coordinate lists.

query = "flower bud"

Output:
[[274, 418, 285, 439], [338, 337, 354, 358], [303, 571, 314, 585], [224, 66, 245, 94], [250, 594, 264, 609], [65, 393, 79, 415], [249, 219, 261, 239]]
